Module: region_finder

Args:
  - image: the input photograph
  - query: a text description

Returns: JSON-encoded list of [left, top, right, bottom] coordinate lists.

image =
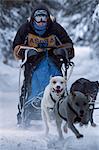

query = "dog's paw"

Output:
[[76, 134, 83, 139], [91, 122, 97, 127]]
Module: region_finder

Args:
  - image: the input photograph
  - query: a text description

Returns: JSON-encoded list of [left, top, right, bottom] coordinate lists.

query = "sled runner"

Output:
[[17, 46, 74, 127]]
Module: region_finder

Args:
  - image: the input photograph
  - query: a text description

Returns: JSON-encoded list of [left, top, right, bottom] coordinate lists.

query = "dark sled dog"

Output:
[[54, 91, 89, 138], [70, 78, 99, 126]]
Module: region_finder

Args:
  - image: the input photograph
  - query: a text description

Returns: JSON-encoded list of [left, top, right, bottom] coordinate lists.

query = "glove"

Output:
[[13, 45, 25, 60], [19, 48, 26, 58], [27, 49, 38, 59], [53, 48, 66, 57]]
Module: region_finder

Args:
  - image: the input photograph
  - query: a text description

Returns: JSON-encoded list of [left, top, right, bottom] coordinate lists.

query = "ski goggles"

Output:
[[34, 10, 48, 23]]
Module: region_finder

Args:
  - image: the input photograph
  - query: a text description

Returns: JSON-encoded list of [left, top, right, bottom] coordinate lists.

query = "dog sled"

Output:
[[17, 45, 74, 127]]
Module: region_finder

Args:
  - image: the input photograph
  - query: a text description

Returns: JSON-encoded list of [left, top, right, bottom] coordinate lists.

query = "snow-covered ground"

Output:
[[0, 46, 99, 150]]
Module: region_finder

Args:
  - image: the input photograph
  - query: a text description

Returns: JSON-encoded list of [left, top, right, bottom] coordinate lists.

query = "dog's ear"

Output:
[[97, 81, 99, 88], [50, 75, 54, 81], [63, 78, 67, 84], [63, 76, 67, 81], [50, 75, 52, 80], [69, 91, 76, 104], [84, 93, 90, 102], [71, 91, 76, 98]]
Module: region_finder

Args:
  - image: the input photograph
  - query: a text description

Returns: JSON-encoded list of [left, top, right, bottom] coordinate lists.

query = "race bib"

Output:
[[28, 34, 56, 52]]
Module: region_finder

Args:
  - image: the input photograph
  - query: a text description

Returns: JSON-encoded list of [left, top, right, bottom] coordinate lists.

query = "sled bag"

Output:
[[28, 57, 62, 103]]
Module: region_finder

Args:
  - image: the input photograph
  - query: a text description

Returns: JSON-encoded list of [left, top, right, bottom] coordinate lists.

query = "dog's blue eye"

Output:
[[75, 102, 79, 106]]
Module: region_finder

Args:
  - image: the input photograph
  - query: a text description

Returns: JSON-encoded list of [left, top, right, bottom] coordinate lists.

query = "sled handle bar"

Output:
[[20, 44, 73, 67], [20, 47, 55, 66], [19, 43, 73, 52], [19, 46, 38, 52]]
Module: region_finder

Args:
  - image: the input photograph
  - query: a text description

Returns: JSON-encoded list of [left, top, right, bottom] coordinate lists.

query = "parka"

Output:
[[13, 3, 75, 61]]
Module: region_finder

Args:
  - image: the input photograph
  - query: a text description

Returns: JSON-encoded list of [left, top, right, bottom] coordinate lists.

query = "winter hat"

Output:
[[30, 3, 52, 33], [31, 3, 51, 20]]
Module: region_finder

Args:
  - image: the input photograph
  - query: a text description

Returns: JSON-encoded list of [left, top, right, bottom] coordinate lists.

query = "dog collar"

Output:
[[50, 92, 66, 103], [50, 93, 56, 103]]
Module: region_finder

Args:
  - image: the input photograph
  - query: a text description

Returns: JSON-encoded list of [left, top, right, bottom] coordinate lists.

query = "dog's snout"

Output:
[[80, 110, 84, 115], [56, 85, 60, 89]]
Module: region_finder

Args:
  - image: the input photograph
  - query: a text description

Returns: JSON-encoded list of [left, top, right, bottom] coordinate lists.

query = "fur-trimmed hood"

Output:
[[31, 3, 51, 18], [30, 3, 52, 27]]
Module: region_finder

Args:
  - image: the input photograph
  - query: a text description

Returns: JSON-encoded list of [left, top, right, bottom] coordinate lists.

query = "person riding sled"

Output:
[[13, 3, 75, 126]]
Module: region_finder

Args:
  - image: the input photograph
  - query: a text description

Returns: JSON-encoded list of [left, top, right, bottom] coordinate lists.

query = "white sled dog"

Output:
[[41, 76, 67, 136]]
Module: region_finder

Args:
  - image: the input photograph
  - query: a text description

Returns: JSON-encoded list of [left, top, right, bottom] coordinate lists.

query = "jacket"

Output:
[[13, 3, 74, 60]]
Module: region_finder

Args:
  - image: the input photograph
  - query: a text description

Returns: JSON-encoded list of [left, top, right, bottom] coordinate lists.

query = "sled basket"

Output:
[[17, 47, 73, 126]]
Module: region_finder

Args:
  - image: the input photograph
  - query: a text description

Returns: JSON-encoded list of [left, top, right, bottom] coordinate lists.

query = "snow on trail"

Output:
[[0, 92, 18, 129], [0, 47, 99, 150]]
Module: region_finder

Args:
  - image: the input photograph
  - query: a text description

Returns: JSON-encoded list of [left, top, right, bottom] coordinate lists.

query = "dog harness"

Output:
[[57, 101, 81, 122], [50, 93, 56, 103], [67, 102, 81, 122], [50, 92, 66, 103], [57, 99, 67, 121], [49, 92, 66, 110]]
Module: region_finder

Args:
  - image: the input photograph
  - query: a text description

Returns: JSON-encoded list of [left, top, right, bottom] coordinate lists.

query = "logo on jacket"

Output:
[[28, 34, 56, 51]]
